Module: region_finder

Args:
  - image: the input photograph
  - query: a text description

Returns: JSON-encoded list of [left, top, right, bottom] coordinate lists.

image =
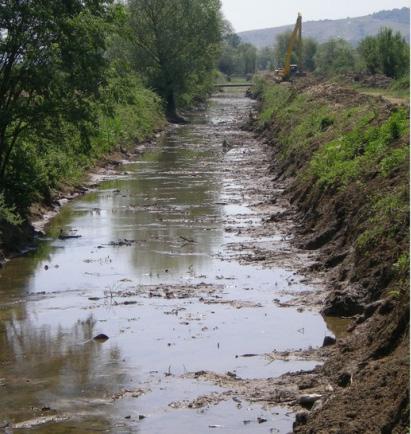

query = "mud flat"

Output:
[[0, 89, 336, 433]]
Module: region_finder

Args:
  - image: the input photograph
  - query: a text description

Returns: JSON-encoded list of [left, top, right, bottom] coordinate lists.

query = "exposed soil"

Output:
[[249, 77, 410, 433]]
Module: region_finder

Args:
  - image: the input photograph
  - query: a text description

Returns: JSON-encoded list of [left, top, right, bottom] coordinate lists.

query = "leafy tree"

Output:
[[238, 43, 257, 75], [358, 28, 409, 78], [257, 47, 275, 71], [358, 36, 380, 74], [127, 0, 222, 121], [274, 32, 317, 71], [302, 38, 318, 72], [218, 23, 241, 76], [0, 0, 118, 197], [274, 31, 295, 68], [314, 39, 357, 76]]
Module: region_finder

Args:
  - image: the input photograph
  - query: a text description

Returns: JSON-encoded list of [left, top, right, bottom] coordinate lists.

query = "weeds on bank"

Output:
[[255, 79, 410, 297], [310, 108, 409, 189]]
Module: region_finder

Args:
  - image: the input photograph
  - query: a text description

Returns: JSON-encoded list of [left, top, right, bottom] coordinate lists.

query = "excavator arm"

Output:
[[276, 13, 303, 81]]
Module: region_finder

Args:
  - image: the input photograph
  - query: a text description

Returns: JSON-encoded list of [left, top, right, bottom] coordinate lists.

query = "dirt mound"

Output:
[[343, 72, 394, 89]]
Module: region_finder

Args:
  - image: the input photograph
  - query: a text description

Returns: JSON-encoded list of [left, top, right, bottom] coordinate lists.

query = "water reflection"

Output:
[[0, 92, 329, 433], [0, 311, 128, 429]]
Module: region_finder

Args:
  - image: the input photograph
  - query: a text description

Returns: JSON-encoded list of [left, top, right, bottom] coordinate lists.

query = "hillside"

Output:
[[239, 7, 410, 48]]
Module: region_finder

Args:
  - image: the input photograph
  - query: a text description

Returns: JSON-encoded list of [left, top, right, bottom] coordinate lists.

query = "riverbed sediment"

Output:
[[0, 89, 337, 433]]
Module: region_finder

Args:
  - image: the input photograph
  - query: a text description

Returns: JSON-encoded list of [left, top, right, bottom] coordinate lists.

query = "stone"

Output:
[[293, 411, 309, 428], [298, 394, 322, 409], [93, 334, 109, 342], [311, 399, 323, 411], [337, 372, 351, 388], [322, 336, 336, 347]]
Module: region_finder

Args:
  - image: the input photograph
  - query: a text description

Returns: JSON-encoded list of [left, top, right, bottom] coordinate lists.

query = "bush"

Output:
[[2, 74, 164, 215], [315, 39, 358, 76], [358, 28, 410, 79], [0, 194, 23, 227]]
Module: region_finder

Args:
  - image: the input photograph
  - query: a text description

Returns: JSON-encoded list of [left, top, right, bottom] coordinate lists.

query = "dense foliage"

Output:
[[359, 28, 410, 78], [217, 24, 258, 77], [314, 39, 357, 75], [0, 0, 224, 226], [222, 26, 409, 84], [127, 0, 223, 119]]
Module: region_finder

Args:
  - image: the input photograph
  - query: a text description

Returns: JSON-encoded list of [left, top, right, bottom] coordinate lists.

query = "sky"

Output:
[[221, 0, 410, 32]]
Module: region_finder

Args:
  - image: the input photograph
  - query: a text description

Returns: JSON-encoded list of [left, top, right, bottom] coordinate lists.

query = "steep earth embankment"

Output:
[[250, 77, 410, 433]]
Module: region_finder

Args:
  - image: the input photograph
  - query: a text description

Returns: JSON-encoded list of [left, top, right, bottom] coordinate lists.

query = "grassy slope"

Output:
[[252, 77, 409, 432]]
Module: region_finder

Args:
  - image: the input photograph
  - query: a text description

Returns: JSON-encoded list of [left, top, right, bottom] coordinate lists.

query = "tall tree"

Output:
[[257, 47, 275, 71], [127, 0, 222, 121], [314, 39, 357, 76], [274, 32, 317, 72], [359, 28, 410, 78], [0, 0, 117, 187], [274, 31, 294, 68]]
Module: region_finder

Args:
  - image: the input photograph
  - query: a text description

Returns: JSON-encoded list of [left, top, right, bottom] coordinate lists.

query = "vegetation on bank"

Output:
[[0, 0, 223, 238], [253, 78, 409, 299]]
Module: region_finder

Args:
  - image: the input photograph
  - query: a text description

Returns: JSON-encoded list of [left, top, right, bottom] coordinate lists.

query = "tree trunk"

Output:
[[165, 92, 187, 124]]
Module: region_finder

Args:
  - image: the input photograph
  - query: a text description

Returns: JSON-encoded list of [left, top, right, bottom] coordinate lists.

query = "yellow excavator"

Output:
[[274, 13, 304, 82]]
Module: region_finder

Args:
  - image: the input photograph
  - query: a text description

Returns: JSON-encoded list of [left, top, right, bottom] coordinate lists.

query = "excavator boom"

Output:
[[275, 13, 303, 81]]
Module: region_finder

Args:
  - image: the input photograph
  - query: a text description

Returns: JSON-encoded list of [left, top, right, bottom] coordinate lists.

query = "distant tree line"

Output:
[[218, 24, 257, 77], [218, 27, 410, 82]]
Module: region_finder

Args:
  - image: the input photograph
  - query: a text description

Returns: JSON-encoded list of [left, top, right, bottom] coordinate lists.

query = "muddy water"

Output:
[[0, 91, 331, 433]]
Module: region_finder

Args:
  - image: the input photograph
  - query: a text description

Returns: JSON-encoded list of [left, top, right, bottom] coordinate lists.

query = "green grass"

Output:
[[255, 78, 410, 297], [310, 108, 409, 189], [356, 188, 409, 252]]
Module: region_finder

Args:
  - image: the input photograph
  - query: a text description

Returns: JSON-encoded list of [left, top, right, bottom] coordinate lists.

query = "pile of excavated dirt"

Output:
[[342, 72, 394, 89], [250, 78, 410, 433]]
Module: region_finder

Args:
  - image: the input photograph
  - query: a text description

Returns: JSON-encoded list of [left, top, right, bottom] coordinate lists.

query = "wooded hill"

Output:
[[239, 7, 410, 48]]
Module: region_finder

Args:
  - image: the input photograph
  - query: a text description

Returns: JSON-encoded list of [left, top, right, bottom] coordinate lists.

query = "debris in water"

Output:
[[93, 334, 109, 342], [58, 229, 82, 240]]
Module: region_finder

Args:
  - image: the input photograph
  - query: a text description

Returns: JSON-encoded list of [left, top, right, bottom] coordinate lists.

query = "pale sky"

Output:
[[221, 0, 410, 32]]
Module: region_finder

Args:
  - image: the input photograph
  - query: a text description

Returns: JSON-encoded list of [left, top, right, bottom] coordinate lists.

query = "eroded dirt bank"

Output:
[[249, 77, 409, 433]]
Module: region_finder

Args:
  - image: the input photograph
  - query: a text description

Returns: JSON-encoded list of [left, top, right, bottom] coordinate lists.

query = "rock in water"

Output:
[[93, 334, 109, 342]]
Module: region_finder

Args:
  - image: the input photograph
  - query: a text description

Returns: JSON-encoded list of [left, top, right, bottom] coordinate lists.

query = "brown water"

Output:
[[0, 91, 331, 433]]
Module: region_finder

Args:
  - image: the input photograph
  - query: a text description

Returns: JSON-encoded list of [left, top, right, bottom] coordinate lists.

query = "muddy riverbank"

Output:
[[250, 77, 409, 433], [0, 90, 337, 433]]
